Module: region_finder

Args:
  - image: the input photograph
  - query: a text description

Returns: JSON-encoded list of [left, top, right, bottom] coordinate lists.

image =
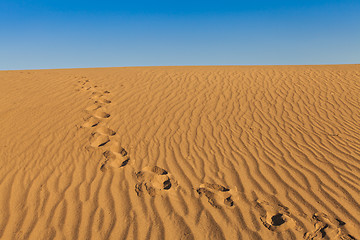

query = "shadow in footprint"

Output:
[[272, 213, 286, 226], [120, 158, 129, 167]]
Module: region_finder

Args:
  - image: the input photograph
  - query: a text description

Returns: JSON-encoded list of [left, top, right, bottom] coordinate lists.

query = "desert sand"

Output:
[[0, 65, 360, 239]]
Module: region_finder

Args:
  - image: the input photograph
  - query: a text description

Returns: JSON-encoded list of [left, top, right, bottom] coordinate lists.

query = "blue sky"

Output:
[[1, 0, 359, 70]]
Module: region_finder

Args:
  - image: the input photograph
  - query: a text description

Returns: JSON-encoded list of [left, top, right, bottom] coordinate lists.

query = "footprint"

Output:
[[90, 92, 110, 102], [85, 104, 102, 112], [254, 200, 302, 232], [76, 78, 94, 91], [100, 142, 130, 171], [78, 79, 91, 86], [95, 98, 111, 104], [93, 109, 110, 119], [91, 92, 103, 98], [109, 142, 128, 156], [100, 149, 130, 170], [304, 212, 355, 240], [89, 92, 111, 104], [135, 166, 177, 197], [82, 117, 100, 128], [79, 81, 90, 86], [96, 126, 116, 136], [77, 86, 91, 91], [76, 83, 91, 91], [196, 183, 234, 208], [90, 133, 110, 147]]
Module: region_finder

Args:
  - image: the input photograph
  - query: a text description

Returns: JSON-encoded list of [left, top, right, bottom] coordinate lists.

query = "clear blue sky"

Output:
[[1, 0, 359, 70]]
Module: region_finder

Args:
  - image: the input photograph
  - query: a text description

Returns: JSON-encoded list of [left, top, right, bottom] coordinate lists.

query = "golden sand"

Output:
[[0, 65, 359, 239]]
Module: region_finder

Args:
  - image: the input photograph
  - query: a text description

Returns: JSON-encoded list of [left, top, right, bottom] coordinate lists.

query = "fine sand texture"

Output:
[[1, 65, 360, 239]]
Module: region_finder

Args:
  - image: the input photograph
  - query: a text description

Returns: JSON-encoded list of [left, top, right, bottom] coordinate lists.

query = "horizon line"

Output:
[[1, 63, 359, 71]]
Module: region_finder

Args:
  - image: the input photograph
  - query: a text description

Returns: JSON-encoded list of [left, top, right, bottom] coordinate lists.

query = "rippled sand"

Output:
[[0, 65, 359, 239]]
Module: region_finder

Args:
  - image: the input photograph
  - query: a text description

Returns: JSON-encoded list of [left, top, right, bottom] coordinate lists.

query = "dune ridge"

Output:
[[0, 65, 360, 239]]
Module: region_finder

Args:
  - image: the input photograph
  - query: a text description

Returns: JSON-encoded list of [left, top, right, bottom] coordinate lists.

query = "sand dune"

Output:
[[0, 65, 360, 239]]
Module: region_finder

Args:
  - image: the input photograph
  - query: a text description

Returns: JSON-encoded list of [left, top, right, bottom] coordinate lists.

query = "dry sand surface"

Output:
[[0, 65, 360, 240]]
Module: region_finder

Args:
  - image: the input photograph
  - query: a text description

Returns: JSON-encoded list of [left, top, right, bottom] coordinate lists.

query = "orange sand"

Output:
[[0, 65, 360, 239]]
